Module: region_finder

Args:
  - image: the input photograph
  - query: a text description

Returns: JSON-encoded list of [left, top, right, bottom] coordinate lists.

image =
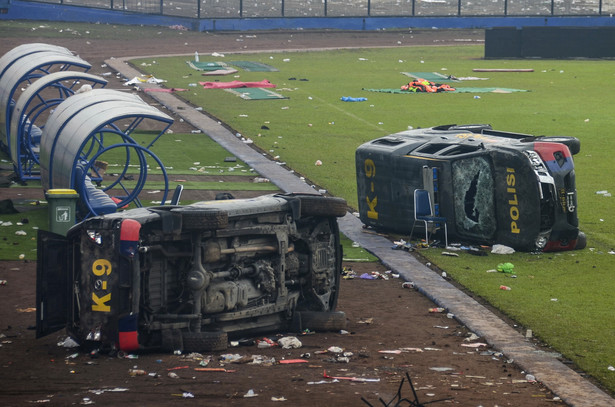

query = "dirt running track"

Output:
[[0, 27, 597, 406]]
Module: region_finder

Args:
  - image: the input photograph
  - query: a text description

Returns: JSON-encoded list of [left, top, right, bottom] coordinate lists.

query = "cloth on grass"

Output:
[[363, 87, 528, 94], [341, 96, 367, 102], [224, 88, 288, 100], [187, 61, 229, 71], [230, 61, 279, 72], [201, 68, 238, 76], [402, 72, 460, 82], [200, 80, 276, 89]]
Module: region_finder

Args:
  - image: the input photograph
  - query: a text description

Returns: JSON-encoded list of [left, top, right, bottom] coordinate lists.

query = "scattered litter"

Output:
[[58, 337, 80, 348], [429, 367, 454, 372], [129, 369, 146, 376], [194, 367, 236, 372], [243, 389, 258, 398], [461, 342, 488, 348], [401, 281, 415, 289], [497, 262, 515, 273], [323, 370, 380, 382], [167, 372, 179, 379], [315, 159, 323, 166], [492, 244, 515, 254], [279, 359, 308, 364], [400, 347, 424, 352], [271, 396, 287, 401], [278, 336, 302, 349], [499, 285, 512, 291], [167, 365, 189, 371], [465, 333, 480, 341], [256, 337, 277, 349], [219, 353, 245, 363], [429, 307, 446, 313], [250, 355, 276, 365], [307, 379, 339, 385], [441, 251, 459, 257], [88, 388, 129, 395]]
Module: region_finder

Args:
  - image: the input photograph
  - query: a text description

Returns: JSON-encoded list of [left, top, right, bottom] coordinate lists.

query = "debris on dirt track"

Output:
[[1, 259, 561, 406]]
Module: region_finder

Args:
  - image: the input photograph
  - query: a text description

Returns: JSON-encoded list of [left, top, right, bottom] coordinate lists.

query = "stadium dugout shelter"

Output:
[[39, 88, 174, 219]]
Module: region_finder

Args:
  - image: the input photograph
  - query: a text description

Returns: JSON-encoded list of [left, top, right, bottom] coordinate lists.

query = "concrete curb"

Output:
[[106, 55, 615, 407]]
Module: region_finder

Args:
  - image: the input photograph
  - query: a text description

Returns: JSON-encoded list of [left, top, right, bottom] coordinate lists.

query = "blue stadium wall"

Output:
[[2, 0, 615, 31]]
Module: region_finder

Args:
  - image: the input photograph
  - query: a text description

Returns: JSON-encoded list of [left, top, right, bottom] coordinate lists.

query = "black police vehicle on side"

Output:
[[356, 124, 585, 252], [36, 193, 348, 353]]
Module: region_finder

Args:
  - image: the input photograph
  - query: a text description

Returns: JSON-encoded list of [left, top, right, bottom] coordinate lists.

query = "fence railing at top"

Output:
[[22, 0, 615, 19]]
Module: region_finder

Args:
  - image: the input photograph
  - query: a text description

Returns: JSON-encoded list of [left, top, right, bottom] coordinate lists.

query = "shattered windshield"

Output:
[[451, 157, 497, 239]]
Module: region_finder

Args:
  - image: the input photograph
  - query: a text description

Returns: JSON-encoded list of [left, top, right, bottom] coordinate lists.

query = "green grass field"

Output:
[[132, 45, 615, 393]]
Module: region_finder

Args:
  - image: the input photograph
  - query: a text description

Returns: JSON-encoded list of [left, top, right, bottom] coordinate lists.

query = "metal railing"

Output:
[[22, 0, 615, 19]]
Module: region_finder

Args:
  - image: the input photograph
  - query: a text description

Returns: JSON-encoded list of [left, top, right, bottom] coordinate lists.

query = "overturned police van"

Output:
[[356, 124, 585, 252], [36, 193, 348, 353]]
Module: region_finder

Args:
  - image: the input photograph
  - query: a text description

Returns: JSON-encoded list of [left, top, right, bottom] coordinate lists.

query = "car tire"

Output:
[[538, 136, 581, 155], [161, 329, 183, 353], [298, 310, 347, 332], [296, 194, 347, 217], [172, 207, 229, 230], [182, 331, 228, 352]]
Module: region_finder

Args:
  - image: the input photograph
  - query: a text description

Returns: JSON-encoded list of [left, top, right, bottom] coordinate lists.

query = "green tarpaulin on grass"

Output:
[[230, 61, 279, 72], [224, 88, 288, 100], [363, 87, 529, 94], [401, 71, 459, 82], [187, 61, 228, 71]]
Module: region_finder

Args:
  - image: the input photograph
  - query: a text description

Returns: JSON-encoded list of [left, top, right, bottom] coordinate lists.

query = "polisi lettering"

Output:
[[364, 159, 378, 220], [506, 168, 520, 234]]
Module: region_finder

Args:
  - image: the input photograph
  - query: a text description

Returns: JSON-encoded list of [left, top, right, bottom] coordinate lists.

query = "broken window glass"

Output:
[[452, 157, 496, 239]]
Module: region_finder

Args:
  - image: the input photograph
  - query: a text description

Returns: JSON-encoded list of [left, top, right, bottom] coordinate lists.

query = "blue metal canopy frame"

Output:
[[0, 50, 91, 152], [9, 71, 108, 181]]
